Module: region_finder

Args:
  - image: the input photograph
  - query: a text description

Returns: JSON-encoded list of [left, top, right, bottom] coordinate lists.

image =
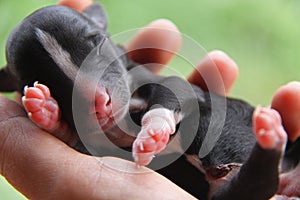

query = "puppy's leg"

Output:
[[132, 108, 180, 166], [212, 107, 287, 200]]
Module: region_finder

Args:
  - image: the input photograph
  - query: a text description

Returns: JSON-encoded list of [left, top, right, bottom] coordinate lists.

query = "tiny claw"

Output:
[[140, 142, 144, 151], [23, 85, 28, 94], [253, 105, 262, 118], [258, 129, 266, 136], [149, 129, 155, 136], [21, 96, 26, 103], [135, 164, 141, 169], [34, 81, 39, 87], [133, 154, 139, 163], [28, 112, 32, 118]]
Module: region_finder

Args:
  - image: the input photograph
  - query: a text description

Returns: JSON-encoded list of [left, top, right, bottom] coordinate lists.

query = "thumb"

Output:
[[0, 95, 195, 200]]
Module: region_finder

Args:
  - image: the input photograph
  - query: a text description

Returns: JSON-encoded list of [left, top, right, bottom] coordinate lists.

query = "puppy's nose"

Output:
[[94, 86, 112, 120]]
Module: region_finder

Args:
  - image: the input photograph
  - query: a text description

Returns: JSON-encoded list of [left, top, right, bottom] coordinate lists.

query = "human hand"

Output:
[[1, 93, 201, 199]]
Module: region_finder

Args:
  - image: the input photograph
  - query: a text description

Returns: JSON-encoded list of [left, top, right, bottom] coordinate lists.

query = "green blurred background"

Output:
[[0, 0, 299, 199]]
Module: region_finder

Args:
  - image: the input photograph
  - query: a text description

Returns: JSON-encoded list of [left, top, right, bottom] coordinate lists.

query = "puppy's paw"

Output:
[[253, 106, 287, 151], [22, 82, 60, 131], [132, 108, 177, 166]]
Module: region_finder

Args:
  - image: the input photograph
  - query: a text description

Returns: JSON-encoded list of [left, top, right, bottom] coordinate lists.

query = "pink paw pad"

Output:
[[22, 82, 60, 131], [253, 106, 287, 151], [132, 108, 177, 166]]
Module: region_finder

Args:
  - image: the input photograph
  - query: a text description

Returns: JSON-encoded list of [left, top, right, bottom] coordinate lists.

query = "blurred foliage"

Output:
[[0, 177, 25, 199], [0, 0, 299, 198]]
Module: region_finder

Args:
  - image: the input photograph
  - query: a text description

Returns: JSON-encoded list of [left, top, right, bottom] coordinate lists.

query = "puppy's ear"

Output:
[[83, 2, 108, 31], [0, 66, 17, 92]]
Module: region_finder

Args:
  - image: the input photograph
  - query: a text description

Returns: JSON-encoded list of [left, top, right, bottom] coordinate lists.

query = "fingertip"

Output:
[[126, 19, 182, 73], [286, 81, 300, 89], [271, 81, 300, 142], [147, 19, 180, 32], [12, 92, 24, 105], [188, 50, 239, 96], [207, 50, 239, 77], [211, 50, 239, 94], [0, 94, 26, 121], [57, 0, 93, 12]]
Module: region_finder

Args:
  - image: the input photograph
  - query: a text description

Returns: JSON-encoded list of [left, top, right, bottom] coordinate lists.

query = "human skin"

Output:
[[0, 95, 197, 200]]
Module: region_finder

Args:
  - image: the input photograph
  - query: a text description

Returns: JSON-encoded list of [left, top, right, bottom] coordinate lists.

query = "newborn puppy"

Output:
[[0, 3, 135, 152], [0, 2, 299, 200]]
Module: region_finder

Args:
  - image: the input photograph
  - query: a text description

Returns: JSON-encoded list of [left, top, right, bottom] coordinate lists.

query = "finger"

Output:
[[187, 50, 239, 96], [0, 95, 195, 199], [57, 0, 93, 12], [271, 81, 300, 142], [126, 19, 182, 74]]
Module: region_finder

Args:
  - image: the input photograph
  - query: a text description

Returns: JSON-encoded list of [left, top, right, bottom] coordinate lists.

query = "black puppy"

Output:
[[0, 2, 299, 200], [129, 68, 292, 200], [0, 3, 135, 151]]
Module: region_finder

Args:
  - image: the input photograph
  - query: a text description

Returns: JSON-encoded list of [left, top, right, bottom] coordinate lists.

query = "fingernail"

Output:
[[139, 143, 144, 151], [21, 96, 26, 103], [149, 129, 155, 136]]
